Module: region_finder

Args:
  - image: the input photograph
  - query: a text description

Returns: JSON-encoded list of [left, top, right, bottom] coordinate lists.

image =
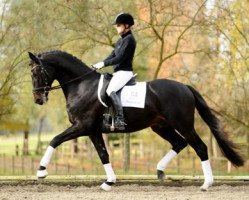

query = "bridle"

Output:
[[31, 62, 96, 94], [31, 63, 51, 96]]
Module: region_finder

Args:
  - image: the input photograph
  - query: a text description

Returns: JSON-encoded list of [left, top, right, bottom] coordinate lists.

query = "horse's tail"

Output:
[[187, 85, 244, 167]]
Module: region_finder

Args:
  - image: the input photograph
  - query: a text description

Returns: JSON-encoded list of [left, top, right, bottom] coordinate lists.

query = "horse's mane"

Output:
[[38, 50, 89, 71]]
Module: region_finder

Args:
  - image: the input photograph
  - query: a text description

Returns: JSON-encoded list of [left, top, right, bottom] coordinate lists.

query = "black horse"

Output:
[[28, 50, 244, 191]]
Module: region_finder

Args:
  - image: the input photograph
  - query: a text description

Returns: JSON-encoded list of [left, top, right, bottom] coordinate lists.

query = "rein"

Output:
[[32, 65, 96, 93], [50, 69, 96, 91]]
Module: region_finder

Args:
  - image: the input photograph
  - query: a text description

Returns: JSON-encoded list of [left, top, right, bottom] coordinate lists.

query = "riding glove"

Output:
[[92, 62, 104, 69]]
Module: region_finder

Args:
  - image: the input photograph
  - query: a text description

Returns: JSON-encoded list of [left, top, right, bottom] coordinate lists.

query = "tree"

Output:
[[1, 0, 248, 165], [208, 0, 249, 157], [134, 0, 211, 79], [0, 0, 26, 126]]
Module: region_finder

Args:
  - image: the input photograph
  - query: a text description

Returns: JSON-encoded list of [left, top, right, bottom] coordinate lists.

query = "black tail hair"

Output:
[[187, 85, 244, 167]]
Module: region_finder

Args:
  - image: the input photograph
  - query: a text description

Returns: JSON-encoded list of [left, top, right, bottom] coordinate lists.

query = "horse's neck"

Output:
[[57, 71, 100, 101], [54, 61, 92, 89], [44, 53, 100, 102]]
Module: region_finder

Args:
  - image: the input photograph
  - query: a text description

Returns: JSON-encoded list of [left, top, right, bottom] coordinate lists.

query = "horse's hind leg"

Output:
[[180, 128, 214, 191], [151, 125, 188, 181]]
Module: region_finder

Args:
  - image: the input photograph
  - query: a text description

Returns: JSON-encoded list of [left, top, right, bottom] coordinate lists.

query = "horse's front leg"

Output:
[[89, 133, 116, 191], [37, 124, 82, 179]]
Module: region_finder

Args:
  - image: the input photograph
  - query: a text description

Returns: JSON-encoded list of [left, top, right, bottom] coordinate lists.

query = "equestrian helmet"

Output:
[[113, 13, 134, 26]]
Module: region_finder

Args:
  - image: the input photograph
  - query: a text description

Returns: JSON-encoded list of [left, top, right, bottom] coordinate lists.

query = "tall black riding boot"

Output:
[[109, 92, 126, 130]]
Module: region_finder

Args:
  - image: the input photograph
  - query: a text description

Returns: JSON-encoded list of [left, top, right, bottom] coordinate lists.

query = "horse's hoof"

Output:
[[37, 169, 48, 179], [157, 170, 165, 181], [100, 181, 115, 191], [200, 184, 208, 191], [200, 181, 213, 191]]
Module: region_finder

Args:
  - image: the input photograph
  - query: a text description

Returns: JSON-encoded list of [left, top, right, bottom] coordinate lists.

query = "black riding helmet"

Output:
[[113, 13, 134, 26]]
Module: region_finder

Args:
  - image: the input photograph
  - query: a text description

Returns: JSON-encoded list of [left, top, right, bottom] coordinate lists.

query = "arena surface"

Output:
[[1, 184, 249, 200], [0, 175, 248, 200]]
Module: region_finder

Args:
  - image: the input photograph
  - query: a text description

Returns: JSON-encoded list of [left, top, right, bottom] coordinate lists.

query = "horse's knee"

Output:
[[50, 131, 82, 148], [49, 136, 61, 148], [49, 135, 64, 148]]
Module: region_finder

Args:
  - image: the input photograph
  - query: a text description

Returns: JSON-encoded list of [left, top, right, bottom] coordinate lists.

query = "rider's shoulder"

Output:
[[122, 34, 136, 44]]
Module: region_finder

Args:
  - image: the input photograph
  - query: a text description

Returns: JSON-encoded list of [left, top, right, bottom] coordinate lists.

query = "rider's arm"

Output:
[[104, 49, 115, 61]]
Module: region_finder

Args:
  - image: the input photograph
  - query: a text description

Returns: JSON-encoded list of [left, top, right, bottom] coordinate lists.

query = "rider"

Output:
[[92, 13, 136, 130]]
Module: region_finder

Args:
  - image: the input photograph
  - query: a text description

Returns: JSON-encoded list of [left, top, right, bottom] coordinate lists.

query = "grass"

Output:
[[0, 133, 248, 176], [0, 132, 56, 155]]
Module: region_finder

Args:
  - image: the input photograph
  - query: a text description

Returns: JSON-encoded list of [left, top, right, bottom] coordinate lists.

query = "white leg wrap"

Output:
[[157, 150, 177, 171], [200, 160, 214, 191], [37, 146, 55, 179], [103, 163, 116, 182], [100, 163, 116, 191], [40, 146, 55, 167]]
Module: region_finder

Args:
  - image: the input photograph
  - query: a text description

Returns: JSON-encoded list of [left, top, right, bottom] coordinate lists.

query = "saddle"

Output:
[[98, 73, 136, 132], [99, 73, 136, 107]]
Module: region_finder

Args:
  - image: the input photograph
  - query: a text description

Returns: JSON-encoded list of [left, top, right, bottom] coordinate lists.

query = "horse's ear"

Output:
[[28, 52, 40, 64]]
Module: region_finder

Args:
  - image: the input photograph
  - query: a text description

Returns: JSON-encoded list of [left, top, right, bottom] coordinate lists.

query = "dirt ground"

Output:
[[0, 184, 249, 200]]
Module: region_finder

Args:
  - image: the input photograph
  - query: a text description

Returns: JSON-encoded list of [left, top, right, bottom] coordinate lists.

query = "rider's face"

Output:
[[115, 24, 129, 35]]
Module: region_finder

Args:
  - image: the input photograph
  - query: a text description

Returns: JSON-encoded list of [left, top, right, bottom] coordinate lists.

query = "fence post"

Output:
[[192, 156, 196, 176], [12, 156, 15, 175], [3, 154, 6, 174], [227, 161, 232, 173], [55, 161, 58, 175], [123, 133, 130, 172], [67, 163, 70, 174], [0, 154, 2, 174], [31, 158, 35, 175], [177, 155, 180, 174], [22, 156, 24, 174], [16, 145, 19, 156]]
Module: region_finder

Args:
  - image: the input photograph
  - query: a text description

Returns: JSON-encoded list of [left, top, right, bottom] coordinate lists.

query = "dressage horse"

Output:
[[28, 50, 244, 191]]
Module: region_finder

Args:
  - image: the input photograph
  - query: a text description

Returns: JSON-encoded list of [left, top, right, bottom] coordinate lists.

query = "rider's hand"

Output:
[[92, 62, 104, 69]]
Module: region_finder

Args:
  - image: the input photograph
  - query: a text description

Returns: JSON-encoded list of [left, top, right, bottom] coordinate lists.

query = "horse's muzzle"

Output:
[[34, 93, 48, 105], [35, 98, 44, 105]]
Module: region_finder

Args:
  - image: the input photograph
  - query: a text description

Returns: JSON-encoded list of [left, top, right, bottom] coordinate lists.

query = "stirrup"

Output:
[[114, 117, 126, 130]]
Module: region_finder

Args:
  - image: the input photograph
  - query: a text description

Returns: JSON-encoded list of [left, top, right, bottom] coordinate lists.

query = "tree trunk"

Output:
[[36, 116, 45, 155], [123, 133, 130, 172], [212, 136, 218, 158], [73, 138, 79, 154], [247, 132, 249, 159], [71, 138, 79, 158], [209, 134, 214, 158], [23, 121, 29, 155]]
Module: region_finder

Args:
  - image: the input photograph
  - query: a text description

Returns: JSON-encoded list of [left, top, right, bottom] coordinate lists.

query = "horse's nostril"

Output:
[[35, 98, 43, 105]]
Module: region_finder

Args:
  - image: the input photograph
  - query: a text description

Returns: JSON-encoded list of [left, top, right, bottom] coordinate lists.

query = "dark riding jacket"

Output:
[[103, 31, 136, 72]]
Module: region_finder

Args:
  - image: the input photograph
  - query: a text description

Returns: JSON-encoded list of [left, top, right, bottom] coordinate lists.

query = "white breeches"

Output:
[[106, 71, 133, 96]]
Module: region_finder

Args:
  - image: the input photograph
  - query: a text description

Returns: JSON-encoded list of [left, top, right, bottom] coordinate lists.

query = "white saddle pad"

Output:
[[120, 82, 146, 108]]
